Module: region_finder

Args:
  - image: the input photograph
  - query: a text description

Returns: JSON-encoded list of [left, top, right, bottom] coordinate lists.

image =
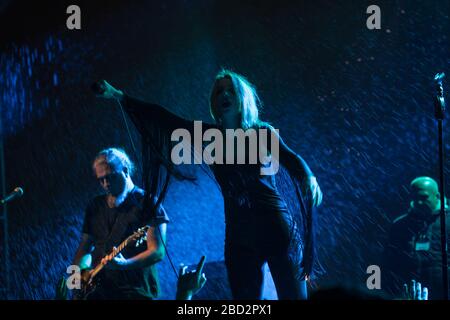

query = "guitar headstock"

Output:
[[130, 225, 150, 247]]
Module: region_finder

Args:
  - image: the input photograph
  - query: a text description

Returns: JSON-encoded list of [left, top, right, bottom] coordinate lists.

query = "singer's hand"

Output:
[[302, 176, 322, 207], [95, 80, 124, 100]]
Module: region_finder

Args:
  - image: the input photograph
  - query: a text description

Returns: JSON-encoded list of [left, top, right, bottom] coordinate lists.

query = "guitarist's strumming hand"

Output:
[[101, 247, 130, 270]]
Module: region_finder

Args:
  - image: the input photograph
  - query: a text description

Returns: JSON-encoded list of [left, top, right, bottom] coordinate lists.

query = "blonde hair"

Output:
[[93, 147, 135, 176], [210, 69, 263, 130]]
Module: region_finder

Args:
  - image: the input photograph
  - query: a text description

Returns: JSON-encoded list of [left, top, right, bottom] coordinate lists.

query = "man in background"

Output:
[[383, 176, 449, 299]]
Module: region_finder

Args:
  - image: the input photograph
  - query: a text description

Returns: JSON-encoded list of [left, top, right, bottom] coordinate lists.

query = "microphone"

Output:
[[1, 187, 24, 205], [434, 72, 446, 120], [91, 81, 106, 95]]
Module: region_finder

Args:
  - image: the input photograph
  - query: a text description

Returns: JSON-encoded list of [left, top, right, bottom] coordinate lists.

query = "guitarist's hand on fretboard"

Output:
[[100, 247, 130, 270]]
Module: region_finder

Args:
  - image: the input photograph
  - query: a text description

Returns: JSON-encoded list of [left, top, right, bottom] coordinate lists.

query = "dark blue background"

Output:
[[0, 0, 449, 299]]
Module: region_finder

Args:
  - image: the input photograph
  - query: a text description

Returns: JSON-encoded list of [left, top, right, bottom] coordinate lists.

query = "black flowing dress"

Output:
[[121, 94, 317, 299]]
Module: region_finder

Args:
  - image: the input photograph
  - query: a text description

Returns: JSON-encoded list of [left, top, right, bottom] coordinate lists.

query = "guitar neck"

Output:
[[90, 237, 132, 278]]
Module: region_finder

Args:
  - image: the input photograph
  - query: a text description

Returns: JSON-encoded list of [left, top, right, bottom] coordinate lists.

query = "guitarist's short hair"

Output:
[[93, 147, 135, 176]]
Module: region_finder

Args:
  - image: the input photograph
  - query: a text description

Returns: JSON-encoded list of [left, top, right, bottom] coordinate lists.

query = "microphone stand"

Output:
[[434, 72, 448, 300]]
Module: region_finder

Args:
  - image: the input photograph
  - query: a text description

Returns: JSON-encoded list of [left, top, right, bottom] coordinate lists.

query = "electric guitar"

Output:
[[75, 225, 150, 300]]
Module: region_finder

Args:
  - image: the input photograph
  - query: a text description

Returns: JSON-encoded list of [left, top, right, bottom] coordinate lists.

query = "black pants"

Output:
[[224, 204, 309, 300], [225, 242, 308, 300]]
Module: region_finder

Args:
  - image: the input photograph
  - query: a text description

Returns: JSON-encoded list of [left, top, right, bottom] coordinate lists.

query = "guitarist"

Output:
[[71, 147, 169, 300]]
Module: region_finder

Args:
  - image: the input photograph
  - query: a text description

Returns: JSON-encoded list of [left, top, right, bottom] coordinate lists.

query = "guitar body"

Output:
[[77, 269, 99, 300], [69, 225, 149, 300]]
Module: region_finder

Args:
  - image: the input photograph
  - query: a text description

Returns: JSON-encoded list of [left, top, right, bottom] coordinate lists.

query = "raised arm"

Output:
[[95, 80, 193, 136]]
